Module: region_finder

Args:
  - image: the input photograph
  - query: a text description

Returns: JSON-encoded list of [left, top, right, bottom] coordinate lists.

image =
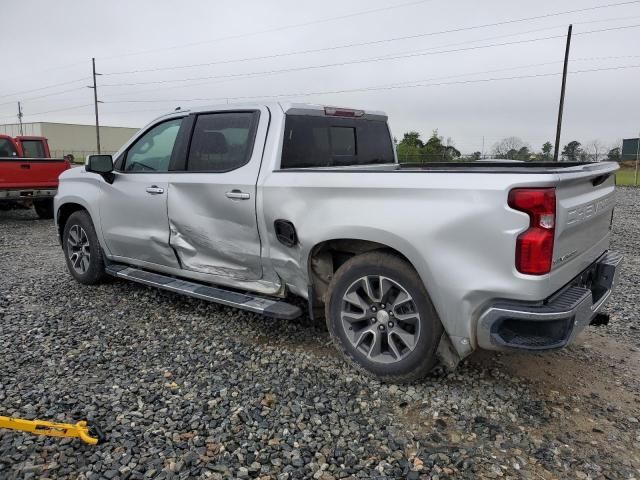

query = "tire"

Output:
[[33, 199, 54, 219], [325, 252, 443, 383], [62, 210, 107, 285]]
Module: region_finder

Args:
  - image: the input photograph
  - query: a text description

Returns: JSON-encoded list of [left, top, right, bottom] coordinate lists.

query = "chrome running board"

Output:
[[105, 264, 302, 320]]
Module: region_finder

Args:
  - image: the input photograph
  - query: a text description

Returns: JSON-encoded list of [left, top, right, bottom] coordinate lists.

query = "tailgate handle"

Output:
[[591, 174, 611, 186], [20, 164, 30, 169]]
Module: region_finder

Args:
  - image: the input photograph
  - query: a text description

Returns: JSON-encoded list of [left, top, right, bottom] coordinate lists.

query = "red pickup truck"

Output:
[[0, 135, 70, 219]]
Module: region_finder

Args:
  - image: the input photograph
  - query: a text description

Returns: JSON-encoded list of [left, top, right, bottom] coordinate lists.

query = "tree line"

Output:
[[396, 131, 623, 162]]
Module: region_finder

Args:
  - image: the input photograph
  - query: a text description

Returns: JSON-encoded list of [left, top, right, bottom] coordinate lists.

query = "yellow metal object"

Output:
[[0, 416, 103, 445]]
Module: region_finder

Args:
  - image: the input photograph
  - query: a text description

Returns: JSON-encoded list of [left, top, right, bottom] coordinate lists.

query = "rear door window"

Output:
[[281, 115, 394, 169], [186, 112, 259, 172]]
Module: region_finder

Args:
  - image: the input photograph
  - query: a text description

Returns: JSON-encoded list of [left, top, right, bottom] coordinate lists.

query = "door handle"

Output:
[[146, 185, 164, 195], [225, 190, 250, 200]]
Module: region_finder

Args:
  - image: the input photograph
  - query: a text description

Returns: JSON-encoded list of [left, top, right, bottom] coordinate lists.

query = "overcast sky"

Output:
[[2, 0, 639, 153]]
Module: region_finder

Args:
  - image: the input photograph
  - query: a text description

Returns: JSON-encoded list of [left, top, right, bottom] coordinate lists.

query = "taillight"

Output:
[[508, 188, 556, 275]]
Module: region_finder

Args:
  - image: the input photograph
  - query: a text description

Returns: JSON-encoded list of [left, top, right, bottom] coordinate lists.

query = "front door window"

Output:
[[123, 119, 182, 172]]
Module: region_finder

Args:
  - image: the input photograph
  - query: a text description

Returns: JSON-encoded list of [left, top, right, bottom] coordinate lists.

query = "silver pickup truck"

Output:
[[54, 103, 622, 382]]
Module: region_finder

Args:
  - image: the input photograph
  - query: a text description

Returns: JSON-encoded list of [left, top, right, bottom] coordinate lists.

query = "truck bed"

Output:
[[0, 157, 69, 190]]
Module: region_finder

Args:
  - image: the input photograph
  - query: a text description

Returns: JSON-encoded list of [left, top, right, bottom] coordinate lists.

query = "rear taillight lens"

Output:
[[508, 188, 556, 275]]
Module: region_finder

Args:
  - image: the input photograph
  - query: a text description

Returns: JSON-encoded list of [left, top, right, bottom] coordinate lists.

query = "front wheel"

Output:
[[62, 210, 107, 285], [325, 252, 443, 383]]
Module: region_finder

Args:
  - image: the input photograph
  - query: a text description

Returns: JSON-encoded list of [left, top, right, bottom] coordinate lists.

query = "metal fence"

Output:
[[50, 150, 114, 163]]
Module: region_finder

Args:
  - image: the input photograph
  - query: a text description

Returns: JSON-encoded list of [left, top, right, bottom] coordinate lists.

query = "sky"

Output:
[[1, 0, 639, 154]]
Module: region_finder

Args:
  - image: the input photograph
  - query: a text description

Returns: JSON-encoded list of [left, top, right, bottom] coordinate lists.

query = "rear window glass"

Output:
[[281, 115, 393, 169], [20, 140, 45, 158], [0, 138, 17, 157]]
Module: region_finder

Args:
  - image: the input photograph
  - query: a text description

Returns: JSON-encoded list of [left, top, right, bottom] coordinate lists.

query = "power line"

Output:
[[3, 23, 634, 111], [3, 2, 638, 108], [100, 24, 640, 89], [101, 64, 640, 108], [100, 26, 576, 99], [100, 35, 567, 88], [102, 24, 567, 78], [102, 4, 640, 77], [98, 0, 435, 61], [102, 55, 640, 106], [2, 0, 637, 108], [0, 78, 89, 101], [98, 0, 640, 67], [0, 104, 93, 122], [0, 87, 87, 108], [103, 59, 571, 104], [0, 26, 561, 109]]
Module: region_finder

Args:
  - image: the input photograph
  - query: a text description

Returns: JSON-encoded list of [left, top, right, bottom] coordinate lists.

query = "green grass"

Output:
[[615, 168, 639, 186]]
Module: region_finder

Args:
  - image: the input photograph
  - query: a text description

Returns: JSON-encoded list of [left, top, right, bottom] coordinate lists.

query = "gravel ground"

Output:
[[1, 188, 639, 480]]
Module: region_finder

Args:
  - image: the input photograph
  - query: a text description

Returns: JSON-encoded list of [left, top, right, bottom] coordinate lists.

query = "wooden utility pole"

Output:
[[553, 25, 572, 162], [17, 102, 24, 135], [88, 58, 102, 153], [635, 134, 639, 186]]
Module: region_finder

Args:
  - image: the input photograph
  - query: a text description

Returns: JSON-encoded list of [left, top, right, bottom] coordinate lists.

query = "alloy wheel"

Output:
[[67, 224, 91, 274], [340, 275, 421, 364]]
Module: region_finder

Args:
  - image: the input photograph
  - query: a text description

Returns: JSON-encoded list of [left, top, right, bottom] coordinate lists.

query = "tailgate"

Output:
[[0, 158, 69, 189], [552, 162, 617, 286]]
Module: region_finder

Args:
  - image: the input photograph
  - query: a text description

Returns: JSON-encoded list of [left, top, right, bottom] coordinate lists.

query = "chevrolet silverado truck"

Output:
[[1, 135, 69, 218], [53, 103, 622, 382]]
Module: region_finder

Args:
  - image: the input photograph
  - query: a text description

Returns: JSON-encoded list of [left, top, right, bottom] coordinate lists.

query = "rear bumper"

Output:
[[477, 250, 623, 351], [0, 189, 57, 200]]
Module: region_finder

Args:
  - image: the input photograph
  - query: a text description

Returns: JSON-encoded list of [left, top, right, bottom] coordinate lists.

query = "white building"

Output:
[[0, 122, 139, 159]]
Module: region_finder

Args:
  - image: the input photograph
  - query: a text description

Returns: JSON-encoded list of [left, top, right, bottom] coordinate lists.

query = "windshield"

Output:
[[0, 138, 18, 157]]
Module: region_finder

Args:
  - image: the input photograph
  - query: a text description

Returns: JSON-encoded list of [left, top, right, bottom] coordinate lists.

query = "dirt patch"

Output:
[[485, 330, 640, 409]]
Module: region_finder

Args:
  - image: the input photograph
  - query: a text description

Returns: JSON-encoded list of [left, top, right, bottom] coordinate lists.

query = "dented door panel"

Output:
[[168, 180, 262, 280]]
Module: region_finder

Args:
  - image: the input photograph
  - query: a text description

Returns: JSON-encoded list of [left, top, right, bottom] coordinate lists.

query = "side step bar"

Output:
[[105, 264, 302, 320]]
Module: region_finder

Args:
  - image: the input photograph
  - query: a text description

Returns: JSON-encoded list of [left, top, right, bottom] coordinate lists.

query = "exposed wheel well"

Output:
[[57, 203, 87, 242], [308, 239, 414, 311]]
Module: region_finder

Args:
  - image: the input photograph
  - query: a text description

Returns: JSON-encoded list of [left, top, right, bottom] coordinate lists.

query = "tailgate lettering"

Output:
[[567, 195, 613, 226]]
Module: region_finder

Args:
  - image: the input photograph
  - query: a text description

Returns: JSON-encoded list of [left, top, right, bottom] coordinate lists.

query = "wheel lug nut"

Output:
[[371, 306, 377, 312], [388, 321, 394, 328], [371, 318, 376, 323], [380, 304, 386, 309], [378, 325, 385, 331], [389, 311, 394, 317]]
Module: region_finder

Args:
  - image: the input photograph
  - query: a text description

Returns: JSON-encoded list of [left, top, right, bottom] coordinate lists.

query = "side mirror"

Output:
[[86, 154, 114, 183]]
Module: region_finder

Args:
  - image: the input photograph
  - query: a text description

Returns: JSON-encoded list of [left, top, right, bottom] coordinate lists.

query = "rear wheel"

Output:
[[325, 252, 443, 383], [62, 210, 107, 285], [33, 199, 54, 219]]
